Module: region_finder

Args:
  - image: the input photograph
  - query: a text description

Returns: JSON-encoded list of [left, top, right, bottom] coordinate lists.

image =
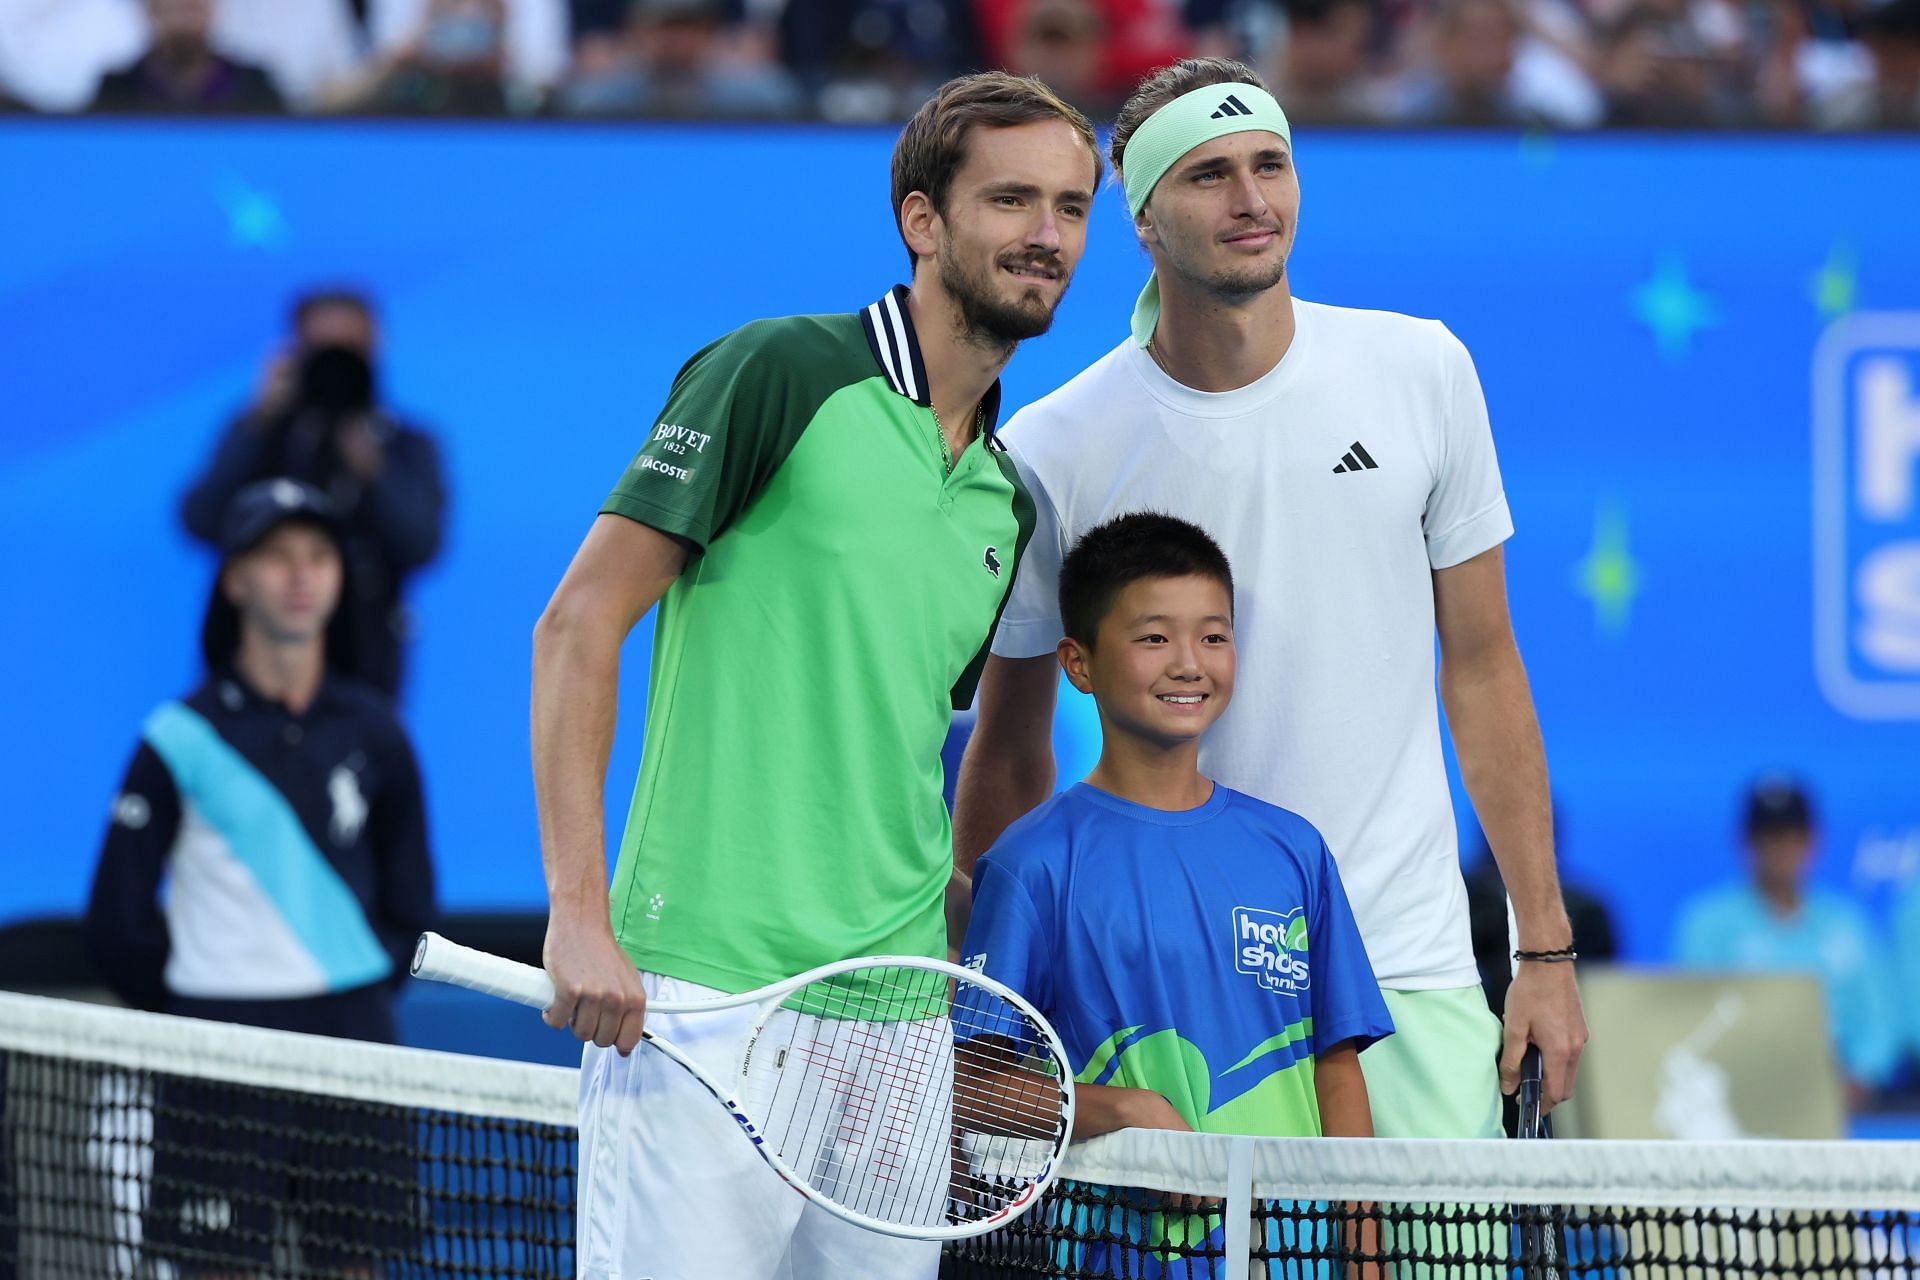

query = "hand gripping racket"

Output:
[[409, 931, 1075, 1241]]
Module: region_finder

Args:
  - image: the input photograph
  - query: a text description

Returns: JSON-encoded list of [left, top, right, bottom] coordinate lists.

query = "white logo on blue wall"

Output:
[[1813, 314, 1920, 719], [1233, 906, 1310, 995]]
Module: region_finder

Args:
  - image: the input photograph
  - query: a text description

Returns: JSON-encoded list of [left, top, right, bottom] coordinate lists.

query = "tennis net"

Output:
[[7, 989, 1920, 1280], [0, 990, 576, 1278], [945, 1127, 1920, 1279]]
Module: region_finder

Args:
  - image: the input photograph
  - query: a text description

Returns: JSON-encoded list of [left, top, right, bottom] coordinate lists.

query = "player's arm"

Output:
[[1074, 1085, 1213, 1213], [1315, 1040, 1385, 1280], [953, 653, 1058, 881], [83, 743, 181, 1011], [1070, 1083, 1193, 1141], [1313, 1040, 1372, 1137], [532, 513, 687, 1053], [1434, 544, 1585, 1109]]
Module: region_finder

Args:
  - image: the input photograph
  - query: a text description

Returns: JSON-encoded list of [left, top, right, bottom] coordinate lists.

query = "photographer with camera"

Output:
[[182, 289, 446, 700]]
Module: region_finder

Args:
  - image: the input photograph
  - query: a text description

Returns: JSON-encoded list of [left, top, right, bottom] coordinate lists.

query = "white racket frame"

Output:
[[409, 931, 1076, 1241]]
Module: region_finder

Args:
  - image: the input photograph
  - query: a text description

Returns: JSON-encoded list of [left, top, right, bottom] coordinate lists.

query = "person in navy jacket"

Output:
[[85, 478, 436, 1044]]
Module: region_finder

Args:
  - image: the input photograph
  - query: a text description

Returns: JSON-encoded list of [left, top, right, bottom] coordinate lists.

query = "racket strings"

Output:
[[737, 965, 1068, 1230]]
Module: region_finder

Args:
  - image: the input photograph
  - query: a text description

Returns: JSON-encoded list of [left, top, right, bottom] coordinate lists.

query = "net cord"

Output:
[[0, 990, 575, 1127], [1060, 1130, 1920, 1212]]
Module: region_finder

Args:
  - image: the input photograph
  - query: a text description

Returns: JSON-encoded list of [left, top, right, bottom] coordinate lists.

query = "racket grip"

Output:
[[1518, 1043, 1550, 1140], [410, 931, 556, 1010]]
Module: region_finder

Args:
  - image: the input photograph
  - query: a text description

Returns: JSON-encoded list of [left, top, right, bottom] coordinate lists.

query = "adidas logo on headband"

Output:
[[1210, 94, 1254, 119]]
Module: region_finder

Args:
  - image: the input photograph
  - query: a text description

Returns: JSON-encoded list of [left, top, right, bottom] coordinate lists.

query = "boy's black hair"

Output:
[[1059, 512, 1234, 646]]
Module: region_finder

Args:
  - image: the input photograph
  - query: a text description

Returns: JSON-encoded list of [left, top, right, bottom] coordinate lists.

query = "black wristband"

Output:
[[1513, 946, 1578, 963]]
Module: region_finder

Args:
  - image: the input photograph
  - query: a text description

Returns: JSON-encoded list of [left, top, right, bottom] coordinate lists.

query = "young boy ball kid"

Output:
[[961, 514, 1390, 1274], [960, 512, 1392, 1141]]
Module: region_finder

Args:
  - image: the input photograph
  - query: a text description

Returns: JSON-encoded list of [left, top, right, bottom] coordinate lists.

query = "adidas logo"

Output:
[[1210, 94, 1254, 119], [1331, 441, 1379, 474]]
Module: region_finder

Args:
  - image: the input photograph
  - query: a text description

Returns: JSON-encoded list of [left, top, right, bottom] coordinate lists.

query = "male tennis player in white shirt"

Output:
[[954, 57, 1587, 1138]]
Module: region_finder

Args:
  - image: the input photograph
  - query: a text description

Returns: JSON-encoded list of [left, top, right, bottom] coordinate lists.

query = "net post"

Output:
[[1225, 1133, 1253, 1279]]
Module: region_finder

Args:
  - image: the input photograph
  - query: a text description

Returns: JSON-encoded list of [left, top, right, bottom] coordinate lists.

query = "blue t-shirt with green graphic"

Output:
[[962, 781, 1392, 1137]]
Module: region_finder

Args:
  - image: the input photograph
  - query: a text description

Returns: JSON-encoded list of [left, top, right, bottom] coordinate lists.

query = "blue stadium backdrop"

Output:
[[3, 122, 1918, 971]]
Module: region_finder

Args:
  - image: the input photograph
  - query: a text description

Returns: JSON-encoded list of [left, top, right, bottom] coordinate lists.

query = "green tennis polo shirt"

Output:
[[601, 286, 1036, 993]]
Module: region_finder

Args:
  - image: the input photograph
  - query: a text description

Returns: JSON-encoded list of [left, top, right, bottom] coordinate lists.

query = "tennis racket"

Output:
[[1515, 1045, 1566, 1280], [409, 931, 1075, 1241]]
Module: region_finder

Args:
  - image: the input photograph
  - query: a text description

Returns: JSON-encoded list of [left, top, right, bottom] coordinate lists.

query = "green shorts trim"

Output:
[[1359, 985, 1504, 1139]]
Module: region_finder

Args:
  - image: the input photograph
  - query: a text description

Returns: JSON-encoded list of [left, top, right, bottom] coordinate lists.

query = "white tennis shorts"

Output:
[[576, 971, 943, 1280]]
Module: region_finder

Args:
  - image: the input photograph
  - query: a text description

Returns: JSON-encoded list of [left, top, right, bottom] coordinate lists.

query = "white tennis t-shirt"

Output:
[[992, 298, 1512, 989]]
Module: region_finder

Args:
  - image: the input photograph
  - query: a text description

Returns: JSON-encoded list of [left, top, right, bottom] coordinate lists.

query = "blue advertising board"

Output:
[[3, 122, 1918, 966]]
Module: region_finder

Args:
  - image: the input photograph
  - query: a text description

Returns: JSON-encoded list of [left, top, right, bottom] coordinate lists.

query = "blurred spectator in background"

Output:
[[370, 0, 568, 103], [1259, 0, 1379, 122], [977, 0, 1191, 109], [0, 0, 362, 113], [1823, 0, 1920, 126], [1385, 0, 1601, 125], [1595, 3, 1722, 124], [0, 0, 146, 111], [90, 0, 284, 114], [1786, 0, 1879, 125], [557, 0, 800, 117], [1673, 776, 1904, 1105], [333, 0, 517, 113], [1000, 0, 1119, 115], [86, 479, 435, 1036], [182, 290, 446, 699], [779, 0, 985, 120], [193, 0, 366, 109], [1386, 0, 1531, 122], [1465, 803, 1617, 1018]]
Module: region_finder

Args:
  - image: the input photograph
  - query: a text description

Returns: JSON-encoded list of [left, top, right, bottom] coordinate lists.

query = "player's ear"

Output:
[[1132, 197, 1158, 247], [1057, 636, 1093, 695], [899, 190, 941, 262]]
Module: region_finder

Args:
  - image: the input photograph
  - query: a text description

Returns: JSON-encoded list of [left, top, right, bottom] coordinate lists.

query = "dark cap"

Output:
[[219, 478, 344, 559], [1744, 774, 1814, 836]]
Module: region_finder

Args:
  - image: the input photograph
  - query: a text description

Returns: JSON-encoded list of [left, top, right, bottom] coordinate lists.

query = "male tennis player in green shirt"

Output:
[[528, 73, 1101, 1280]]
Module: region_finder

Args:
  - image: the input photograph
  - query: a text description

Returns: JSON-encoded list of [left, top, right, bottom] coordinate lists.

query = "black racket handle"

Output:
[[1518, 1044, 1552, 1140]]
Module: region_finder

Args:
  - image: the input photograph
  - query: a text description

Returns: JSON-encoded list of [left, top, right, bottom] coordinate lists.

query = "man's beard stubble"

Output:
[[1164, 218, 1290, 303], [1172, 251, 1288, 304], [937, 240, 1066, 349]]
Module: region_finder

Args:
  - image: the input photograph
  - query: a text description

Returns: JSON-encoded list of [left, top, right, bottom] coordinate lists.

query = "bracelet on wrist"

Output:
[[1513, 946, 1578, 963]]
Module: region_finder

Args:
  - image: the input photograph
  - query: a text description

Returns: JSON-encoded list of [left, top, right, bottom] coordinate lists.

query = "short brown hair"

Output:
[[891, 72, 1102, 269], [1110, 58, 1272, 182], [290, 287, 374, 331]]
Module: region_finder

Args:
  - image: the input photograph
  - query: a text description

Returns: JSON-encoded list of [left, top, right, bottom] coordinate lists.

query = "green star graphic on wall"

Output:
[[216, 175, 289, 249], [1809, 244, 1858, 319], [1631, 256, 1718, 361], [1573, 502, 1640, 638]]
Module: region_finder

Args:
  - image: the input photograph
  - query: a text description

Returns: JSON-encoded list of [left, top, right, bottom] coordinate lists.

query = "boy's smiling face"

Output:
[[1060, 573, 1236, 749]]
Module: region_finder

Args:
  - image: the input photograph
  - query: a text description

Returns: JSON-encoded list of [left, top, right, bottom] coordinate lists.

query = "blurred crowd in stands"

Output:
[[0, 0, 1915, 127]]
